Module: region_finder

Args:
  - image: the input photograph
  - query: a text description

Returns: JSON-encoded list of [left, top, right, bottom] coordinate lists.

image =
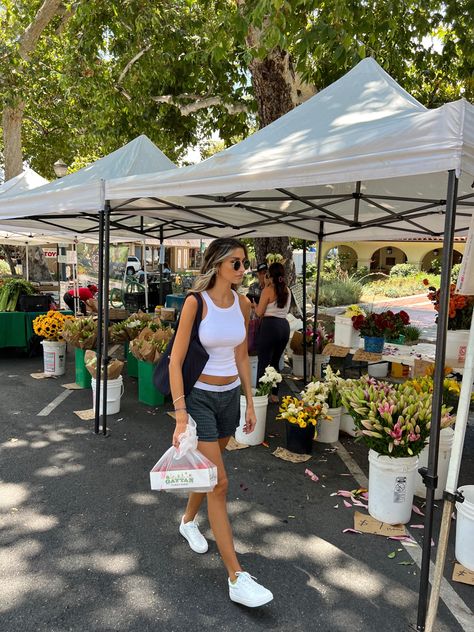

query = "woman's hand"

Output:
[[172, 409, 188, 447], [244, 402, 257, 434]]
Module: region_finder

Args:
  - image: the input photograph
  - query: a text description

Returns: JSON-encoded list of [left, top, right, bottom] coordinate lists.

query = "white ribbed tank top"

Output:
[[199, 290, 246, 376]]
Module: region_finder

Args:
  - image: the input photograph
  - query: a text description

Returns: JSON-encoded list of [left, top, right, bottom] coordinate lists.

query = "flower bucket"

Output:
[[368, 450, 418, 524], [446, 329, 470, 365], [235, 393, 268, 446], [367, 361, 389, 378], [92, 376, 124, 415], [334, 315, 361, 349], [340, 407, 357, 437], [41, 340, 66, 376], [285, 421, 314, 455], [363, 336, 385, 353], [316, 406, 341, 444], [455, 485, 474, 571], [138, 360, 165, 406], [414, 427, 454, 500], [74, 348, 91, 388], [292, 353, 328, 380]]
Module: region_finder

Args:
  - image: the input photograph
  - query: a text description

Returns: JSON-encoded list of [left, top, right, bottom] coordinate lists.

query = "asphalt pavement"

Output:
[[0, 347, 472, 632]]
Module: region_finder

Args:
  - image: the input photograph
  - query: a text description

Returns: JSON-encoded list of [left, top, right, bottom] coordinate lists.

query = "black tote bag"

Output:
[[153, 292, 209, 396]]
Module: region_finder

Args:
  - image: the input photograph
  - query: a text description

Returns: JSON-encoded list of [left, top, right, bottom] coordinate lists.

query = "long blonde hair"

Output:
[[192, 237, 248, 292]]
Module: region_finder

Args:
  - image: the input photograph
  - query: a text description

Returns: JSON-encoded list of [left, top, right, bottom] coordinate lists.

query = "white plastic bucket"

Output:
[[368, 449, 418, 525], [316, 407, 341, 443], [292, 353, 329, 380], [41, 340, 66, 376], [340, 407, 357, 437], [446, 330, 470, 365], [92, 376, 124, 415], [249, 355, 258, 388], [235, 393, 268, 446], [414, 427, 454, 500], [367, 361, 389, 378], [334, 315, 361, 349], [455, 485, 474, 571]]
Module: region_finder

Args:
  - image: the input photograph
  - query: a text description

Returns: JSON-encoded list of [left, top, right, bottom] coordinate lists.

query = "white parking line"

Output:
[[37, 389, 72, 416]]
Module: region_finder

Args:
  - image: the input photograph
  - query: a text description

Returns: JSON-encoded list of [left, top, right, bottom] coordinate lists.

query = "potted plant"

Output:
[[235, 365, 282, 446], [62, 316, 98, 387], [278, 379, 329, 454], [340, 376, 454, 524], [351, 310, 410, 353], [316, 365, 344, 443], [425, 280, 474, 365], [32, 311, 74, 376], [290, 320, 332, 379]]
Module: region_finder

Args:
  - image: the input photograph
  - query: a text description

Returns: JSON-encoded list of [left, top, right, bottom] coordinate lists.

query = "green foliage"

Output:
[[429, 257, 442, 274], [317, 278, 363, 307], [362, 273, 441, 299], [389, 263, 419, 277], [404, 325, 422, 343]]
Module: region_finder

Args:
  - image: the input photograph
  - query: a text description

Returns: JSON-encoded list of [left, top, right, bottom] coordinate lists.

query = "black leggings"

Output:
[[257, 316, 290, 395], [63, 292, 87, 315]]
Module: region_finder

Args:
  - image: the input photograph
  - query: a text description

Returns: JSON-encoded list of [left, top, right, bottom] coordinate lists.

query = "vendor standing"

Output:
[[63, 284, 98, 315], [247, 262, 267, 304]]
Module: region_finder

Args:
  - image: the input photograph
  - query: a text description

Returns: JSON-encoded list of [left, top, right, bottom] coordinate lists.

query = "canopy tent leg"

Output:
[[101, 203, 112, 435], [302, 241, 307, 383], [416, 169, 458, 631], [311, 225, 324, 377], [94, 208, 105, 435], [159, 226, 164, 306], [425, 306, 474, 631], [143, 238, 149, 312]]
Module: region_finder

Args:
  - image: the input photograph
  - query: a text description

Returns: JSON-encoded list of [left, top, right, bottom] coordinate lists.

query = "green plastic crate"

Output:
[[124, 341, 138, 378], [138, 360, 166, 406], [75, 348, 92, 388]]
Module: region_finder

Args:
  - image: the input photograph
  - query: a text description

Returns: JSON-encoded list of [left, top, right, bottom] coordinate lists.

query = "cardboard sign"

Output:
[[323, 343, 350, 357], [353, 349, 383, 362], [413, 359, 435, 377], [290, 284, 304, 317], [452, 563, 474, 586], [354, 511, 407, 537]]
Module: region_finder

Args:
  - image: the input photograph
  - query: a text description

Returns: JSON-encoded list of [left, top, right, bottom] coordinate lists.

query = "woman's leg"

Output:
[[257, 319, 275, 383], [183, 436, 230, 522], [195, 439, 242, 580], [270, 320, 290, 396]]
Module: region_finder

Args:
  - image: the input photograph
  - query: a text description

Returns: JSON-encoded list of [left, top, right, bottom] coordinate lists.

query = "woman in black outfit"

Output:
[[253, 262, 291, 403]]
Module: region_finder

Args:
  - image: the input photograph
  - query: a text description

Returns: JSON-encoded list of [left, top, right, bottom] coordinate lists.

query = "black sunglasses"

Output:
[[232, 259, 251, 271]]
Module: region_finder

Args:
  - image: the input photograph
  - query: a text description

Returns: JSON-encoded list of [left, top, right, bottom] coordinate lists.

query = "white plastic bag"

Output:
[[150, 416, 218, 492]]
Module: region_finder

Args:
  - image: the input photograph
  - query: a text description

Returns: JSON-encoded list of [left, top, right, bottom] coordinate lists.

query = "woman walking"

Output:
[[168, 237, 273, 608], [254, 262, 291, 403]]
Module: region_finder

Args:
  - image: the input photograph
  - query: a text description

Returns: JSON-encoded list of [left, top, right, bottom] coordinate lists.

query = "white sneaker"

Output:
[[228, 571, 273, 607], [179, 517, 208, 553]]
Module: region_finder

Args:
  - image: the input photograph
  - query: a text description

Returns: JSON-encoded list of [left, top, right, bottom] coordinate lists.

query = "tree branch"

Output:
[[151, 94, 248, 115], [19, 0, 64, 61], [117, 44, 152, 85]]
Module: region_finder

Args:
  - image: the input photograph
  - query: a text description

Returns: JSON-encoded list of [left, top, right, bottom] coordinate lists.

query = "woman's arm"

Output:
[[235, 294, 257, 434], [254, 286, 272, 318], [169, 294, 198, 446]]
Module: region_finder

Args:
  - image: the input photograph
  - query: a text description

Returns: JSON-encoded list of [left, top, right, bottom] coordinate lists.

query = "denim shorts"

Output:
[[185, 385, 240, 442]]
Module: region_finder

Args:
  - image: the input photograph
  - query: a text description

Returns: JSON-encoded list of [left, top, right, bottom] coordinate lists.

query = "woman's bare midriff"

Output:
[[198, 373, 239, 385]]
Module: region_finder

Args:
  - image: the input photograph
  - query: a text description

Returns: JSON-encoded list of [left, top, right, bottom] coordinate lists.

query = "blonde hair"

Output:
[[192, 238, 248, 292]]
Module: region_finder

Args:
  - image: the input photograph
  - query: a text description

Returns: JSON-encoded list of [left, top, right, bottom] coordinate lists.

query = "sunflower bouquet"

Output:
[[32, 311, 74, 341]]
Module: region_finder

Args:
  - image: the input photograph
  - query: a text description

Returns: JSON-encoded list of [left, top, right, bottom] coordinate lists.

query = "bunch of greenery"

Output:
[[0, 278, 36, 312], [389, 263, 419, 277]]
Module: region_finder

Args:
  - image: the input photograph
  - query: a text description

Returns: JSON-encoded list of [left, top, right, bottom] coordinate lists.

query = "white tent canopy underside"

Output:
[[0, 58, 472, 242]]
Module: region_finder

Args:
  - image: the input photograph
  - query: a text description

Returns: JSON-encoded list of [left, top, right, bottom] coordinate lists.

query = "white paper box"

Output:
[[150, 463, 217, 491]]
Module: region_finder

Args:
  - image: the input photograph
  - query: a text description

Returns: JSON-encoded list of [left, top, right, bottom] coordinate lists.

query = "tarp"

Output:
[[0, 168, 48, 194], [0, 59, 472, 243]]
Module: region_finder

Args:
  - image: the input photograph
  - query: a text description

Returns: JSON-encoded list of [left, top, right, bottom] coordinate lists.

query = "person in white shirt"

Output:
[[168, 237, 273, 608]]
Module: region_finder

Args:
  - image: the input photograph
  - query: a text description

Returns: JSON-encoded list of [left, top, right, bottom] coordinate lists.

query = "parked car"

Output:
[[126, 256, 142, 276]]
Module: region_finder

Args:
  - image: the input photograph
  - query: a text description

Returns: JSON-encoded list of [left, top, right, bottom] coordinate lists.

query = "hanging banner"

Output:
[[456, 214, 474, 295]]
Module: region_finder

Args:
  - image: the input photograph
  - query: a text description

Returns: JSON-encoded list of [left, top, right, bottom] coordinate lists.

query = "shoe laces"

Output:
[[185, 519, 199, 531], [235, 571, 257, 583]]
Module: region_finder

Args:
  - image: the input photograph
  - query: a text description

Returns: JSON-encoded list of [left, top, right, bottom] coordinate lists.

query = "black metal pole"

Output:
[[94, 208, 105, 435], [302, 241, 307, 383], [416, 170, 458, 631], [311, 224, 324, 376], [159, 226, 164, 306], [101, 202, 111, 435]]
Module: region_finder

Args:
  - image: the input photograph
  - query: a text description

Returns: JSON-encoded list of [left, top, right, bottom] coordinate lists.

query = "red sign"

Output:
[[42, 249, 57, 258]]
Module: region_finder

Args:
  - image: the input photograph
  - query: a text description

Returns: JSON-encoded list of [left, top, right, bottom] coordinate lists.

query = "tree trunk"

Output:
[[28, 246, 53, 282], [2, 103, 25, 180]]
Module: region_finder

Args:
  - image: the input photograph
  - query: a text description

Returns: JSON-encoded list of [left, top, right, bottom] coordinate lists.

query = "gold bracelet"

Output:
[[172, 395, 185, 405]]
